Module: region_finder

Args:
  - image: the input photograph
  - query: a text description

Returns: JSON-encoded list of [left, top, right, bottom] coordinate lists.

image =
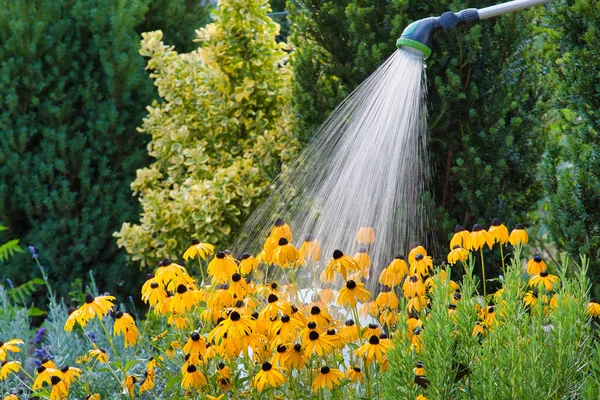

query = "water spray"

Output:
[[397, 0, 552, 59]]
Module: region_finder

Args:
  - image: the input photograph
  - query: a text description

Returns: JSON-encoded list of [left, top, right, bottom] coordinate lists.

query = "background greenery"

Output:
[[0, 0, 599, 302]]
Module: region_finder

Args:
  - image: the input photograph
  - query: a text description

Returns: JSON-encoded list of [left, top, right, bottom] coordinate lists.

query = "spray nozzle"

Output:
[[397, 9, 479, 59]]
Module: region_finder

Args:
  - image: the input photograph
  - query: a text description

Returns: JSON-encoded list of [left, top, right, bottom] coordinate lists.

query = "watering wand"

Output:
[[397, 0, 552, 58]]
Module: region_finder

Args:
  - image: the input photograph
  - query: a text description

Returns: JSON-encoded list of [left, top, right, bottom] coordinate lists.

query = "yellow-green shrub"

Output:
[[116, 0, 299, 267]]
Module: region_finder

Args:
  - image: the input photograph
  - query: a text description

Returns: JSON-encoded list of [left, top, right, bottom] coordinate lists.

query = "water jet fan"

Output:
[[397, 0, 553, 59]]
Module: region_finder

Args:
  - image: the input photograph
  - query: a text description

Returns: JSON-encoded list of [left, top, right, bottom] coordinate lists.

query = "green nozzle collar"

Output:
[[396, 37, 431, 59]]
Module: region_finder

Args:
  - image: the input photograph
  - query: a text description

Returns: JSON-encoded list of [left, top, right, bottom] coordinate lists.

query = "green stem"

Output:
[[480, 248, 487, 309], [198, 256, 206, 285], [99, 317, 121, 366], [500, 243, 506, 272], [364, 358, 372, 399]]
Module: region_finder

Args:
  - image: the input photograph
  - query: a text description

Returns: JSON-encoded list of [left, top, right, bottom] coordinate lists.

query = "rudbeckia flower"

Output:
[[49, 376, 68, 400], [356, 226, 376, 245], [239, 253, 258, 275], [88, 347, 109, 363], [312, 366, 344, 392], [425, 270, 459, 292], [380, 309, 399, 327], [324, 250, 360, 281], [407, 296, 428, 313], [467, 224, 493, 251], [113, 311, 138, 347], [360, 301, 380, 318], [353, 247, 371, 278], [228, 273, 251, 298], [270, 344, 288, 366], [183, 332, 206, 361], [410, 254, 433, 278], [58, 366, 81, 389], [259, 294, 289, 321], [402, 275, 425, 298], [362, 324, 382, 339], [345, 366, 364, 383], [299, 233, 321, 262], [33, 364, 58, 389], [339, 319, 359, 342], [170, 284, 199, 314], [416, 395, 428, 400], [450, 225, 470, 249], [305, 330, 333, 356], [270, 218, 293, 242], [253, 362, 286, 392], [183, 239, 214, 261], [139, 370, 155, 394], [406, 318, 423, 341], [588, 299, 600, 318], [207, 252, 238, 284], [488, 219, 509, 244], [182, 365, 207, 389], [527, 255, 546, 276], [379, 256, 409, 287], [408, 243, 427, 264], [508, 224, 529, 246], [155, 258, 192, 291], [337, 280, 371, 308], [4, 394, 18, 400], [210, 311, 255, 342], [141, 279, 167, 307], [376, 290, 399, 310], [124, 375, 136, 398], [529, 271, 559, 291], [326, 329, 344, 349], [284, 343, 306, 369], [523, 290, 545, 307], [76, 294, 115, 327], [64, 308, 79, 332], [0, 339, 23, 361], [447, 245, 468, 265], [272, 238, 300, 268], [308, 305, 332, 327], [410, 327, 424, 352], [478, 306, 498, 327], [0, 361, 20, 380], [270, 314, 297, 344]]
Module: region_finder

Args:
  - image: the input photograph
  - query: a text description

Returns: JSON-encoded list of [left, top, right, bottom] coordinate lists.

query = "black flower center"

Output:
[[491, 218, 502, 226], [267, 294, 278, 303], [515, 223, 524, 229], [241, 253, 250, 260], [278, 238, 289, 246], [281, 315, 290, 323], [191, 238, 200, 245], [415, 254, 424, 261], [395, 255, 405, 260], [231, 273, 241, 282], [369, 335, 380, 345], [449, 304, 457, 310], [37, 366, 46, 373], [357, 247, 367, 253], [230, 311, 241, 322], [294, 343, 302, 351], [321, 366, 330, 374], [177, 284, 187, 294], [333, 250, 343, 259], [452, 245, 461, 250], [270, 282, 278, 289], [345, 319, 355, 326], [409, 276, 418, 283], [368, 324, 378, 329], [61, 366, 69, 373], [187, 365, 197, 373], [533, 254, 542, 262], [308, 321, 317, 329], [346, 280, 357, 289], [262, 362, 272, 371], [191, 332, 200, 341], [454, 224, 465, 233], [379, 333, 388, 339], [274, 218, 285, 227], [115, 311, 123, 319], [310, 306, 321, 315], [353, 366, 361, 372], [150, 282, 159, 289], [85, 294, 95, 304], [277, 345, 287, 353], [327, 329, 336, 335], [305, 233, 314, 242], [454, 291, 462, 300], [472, 224, 483, 231], [51, 376, 61, 385], [160, 258, 171, 266], [309, 331, 320, 341], [216, 251, 225, 259], [540, 270, 549, 277]]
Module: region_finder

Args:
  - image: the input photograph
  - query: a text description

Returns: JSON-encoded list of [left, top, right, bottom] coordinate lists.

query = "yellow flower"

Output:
[[410, 253, 433, 278], [527, 255, 546, 276], [353, 247, 371, 278], [587, 299, 600, 318], [155, 258, 193, 291], [408, 243, 427, 264], [467, 224, 493, 251], [375, 290, 399, 310], [508, 224, 529, 246], [402, 275, 425, 298], [170, 284, 200, 314], [308, 305, 333, 328], [355, 334, 393, 365], [88, 347, 109, 363], [337, 280, 371, 308], [207, 252, 238, 284], [299, 234, 321, 262], [406, 318, 422, 341], [209, 311, 255, 342], [379, 256, 408, 287], [253, 362, 286, 392], [33, 364, 58, 389], [416, 395, 428, 400], [270, 218, 293, 242], [49, 376, 69, 400], [58, 366, 81, 389], [339, 319, 359, 342], [113, 311, 138, 347], [323, 250, 359, 281], [272, 238, 300, 268], [270, 344, 288, 367], [228, 273, 251, 298], [4, 394, 18, 400], [345, 366, 364, 383], [139, 370, 155, 394], [0, 361, 21, 380], [141, 278, 167, 307], [182, 364, 207, 389], [239, 253, 258, 275], [488, 219, 509, 244], [183, 332, 206, 361], [183, 239, 214, 261], [124, 375, 136, 398], [447, 245, 469, 265], [529, 271, 559, 291], [304, 329, 333, 357], [312, 366, 344, 391], [0, 339, 23, 361], [283, 343, 306, 370], [407, 296, 428, 313], [356, 226, 376, 245], [63, 308, 79, 332], [450, 225, 470, 249], [362, 323, 382, 339], [75, 294, 115, 328]]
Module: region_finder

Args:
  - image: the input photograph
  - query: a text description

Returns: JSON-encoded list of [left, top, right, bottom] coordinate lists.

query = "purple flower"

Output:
[[28, 245, 38, 259], [33, 327, 46, 344], [86, 331, 97, 343]]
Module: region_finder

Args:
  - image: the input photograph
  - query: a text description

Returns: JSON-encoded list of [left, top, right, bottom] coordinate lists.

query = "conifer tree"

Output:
[[116, 0, 300, 267]]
